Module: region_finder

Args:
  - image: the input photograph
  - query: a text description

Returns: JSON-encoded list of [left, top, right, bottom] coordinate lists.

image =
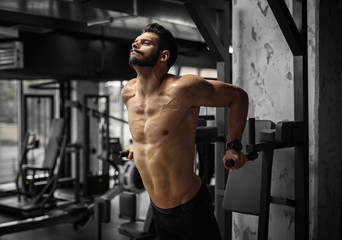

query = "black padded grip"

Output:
[[225, 152, 258, 168], [119, 150, 129, 158]]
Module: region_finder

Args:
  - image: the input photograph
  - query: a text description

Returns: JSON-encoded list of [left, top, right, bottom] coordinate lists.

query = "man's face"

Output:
[[129, 32, 160, 68]]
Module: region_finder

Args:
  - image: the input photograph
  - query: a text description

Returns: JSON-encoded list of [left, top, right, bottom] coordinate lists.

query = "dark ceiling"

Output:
[[0, 0, 221, 79]]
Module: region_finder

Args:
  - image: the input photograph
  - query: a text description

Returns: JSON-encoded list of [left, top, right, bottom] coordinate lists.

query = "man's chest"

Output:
[[127, 95, 190, 143]]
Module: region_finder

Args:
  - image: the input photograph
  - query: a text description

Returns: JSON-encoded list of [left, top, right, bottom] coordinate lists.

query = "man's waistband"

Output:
[[151, 184, 205, 215]]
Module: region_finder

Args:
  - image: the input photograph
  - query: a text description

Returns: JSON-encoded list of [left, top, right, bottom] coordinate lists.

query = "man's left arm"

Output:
[[189, 76, 249, 170]]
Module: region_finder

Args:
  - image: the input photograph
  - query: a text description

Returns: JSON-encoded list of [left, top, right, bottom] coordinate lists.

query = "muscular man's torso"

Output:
[[122, 74, 202, 209]]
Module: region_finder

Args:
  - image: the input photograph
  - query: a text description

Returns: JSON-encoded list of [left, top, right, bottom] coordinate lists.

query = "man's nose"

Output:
[[132, 41, 140, 49]]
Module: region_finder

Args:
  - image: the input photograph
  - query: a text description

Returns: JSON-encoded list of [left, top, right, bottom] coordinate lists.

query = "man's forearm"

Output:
[[226, 89, 249, 143]]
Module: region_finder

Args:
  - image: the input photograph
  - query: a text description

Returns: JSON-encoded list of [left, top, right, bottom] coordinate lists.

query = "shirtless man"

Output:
[[122, 23, 249, 240]]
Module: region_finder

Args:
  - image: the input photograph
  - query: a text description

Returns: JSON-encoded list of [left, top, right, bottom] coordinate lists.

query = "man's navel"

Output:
[[162, 130, 169, 136]]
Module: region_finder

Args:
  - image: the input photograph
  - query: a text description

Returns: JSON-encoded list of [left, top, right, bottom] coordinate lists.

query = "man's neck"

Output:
[[134, 65, 167, 98]]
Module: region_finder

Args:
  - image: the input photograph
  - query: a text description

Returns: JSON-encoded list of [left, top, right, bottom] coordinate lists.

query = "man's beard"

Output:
[[129, 49, 159, 68]]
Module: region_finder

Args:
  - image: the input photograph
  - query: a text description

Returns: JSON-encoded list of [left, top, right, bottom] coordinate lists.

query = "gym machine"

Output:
[[0, 93, 126, 236], [0, 132, 91, 236], [0, 88, 99, 236], [223, 118, 304, 240], [94, 149, 148, 240], [66, 94, 129, 198]]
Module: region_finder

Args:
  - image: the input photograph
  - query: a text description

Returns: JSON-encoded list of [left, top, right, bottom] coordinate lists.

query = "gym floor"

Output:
[[0, 191, 151, 240]]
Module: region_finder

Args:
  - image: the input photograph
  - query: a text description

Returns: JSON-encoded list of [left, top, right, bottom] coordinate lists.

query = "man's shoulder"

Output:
[[166, 74, 202, 85], [178, 74, 201, 80], [163, 74, 205, 101], [178, 74, 203, 84], [126, 78, 138, 86], [121, 78, 137, 102]]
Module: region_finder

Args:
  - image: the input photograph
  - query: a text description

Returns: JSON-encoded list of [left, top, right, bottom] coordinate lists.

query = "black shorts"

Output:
[[151, 184, 222, 240]]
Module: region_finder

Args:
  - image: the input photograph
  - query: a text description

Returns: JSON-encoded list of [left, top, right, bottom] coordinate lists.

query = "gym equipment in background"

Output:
[[0, 127, 91, 236]]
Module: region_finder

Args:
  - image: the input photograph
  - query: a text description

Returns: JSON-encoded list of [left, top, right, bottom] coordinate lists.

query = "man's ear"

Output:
[[160, 50, 170, 62]]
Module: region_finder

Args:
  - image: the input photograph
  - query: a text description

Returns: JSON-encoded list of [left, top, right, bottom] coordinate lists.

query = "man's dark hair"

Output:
[[143, 23, 178, 70]]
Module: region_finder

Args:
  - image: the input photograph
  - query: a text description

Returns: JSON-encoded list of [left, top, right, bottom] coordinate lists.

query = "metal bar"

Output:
[[257, 149, 274, 240], [24, 95, 28, 138], [0, 210, 89, 235], [216, 62, 231, 240], [293, 0, 309, 238], [83, 95, 90, 197], [249, 118, 256, 145], [103, 96, 110, 175], [266, 0, 304, 56], [215, 7, 231, 239], [74, 144, 81, 202], [19, 81, 25, 178], [216, 8, 230, 48], [94, 186, 123, 240], [0, 9, 137, 42], [95, 201, 103, 240], [294, 55, 309, 240], [185, 2, 229, 62], [270, 196, 296, 207], [246, 142, 275, 153], [83, 94, 111, 197], [161, 0, 229, 10]]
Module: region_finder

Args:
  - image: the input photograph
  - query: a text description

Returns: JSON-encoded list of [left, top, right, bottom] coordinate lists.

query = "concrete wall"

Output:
[[233, 0, 294, 122], [314, 1, 342, 239]]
